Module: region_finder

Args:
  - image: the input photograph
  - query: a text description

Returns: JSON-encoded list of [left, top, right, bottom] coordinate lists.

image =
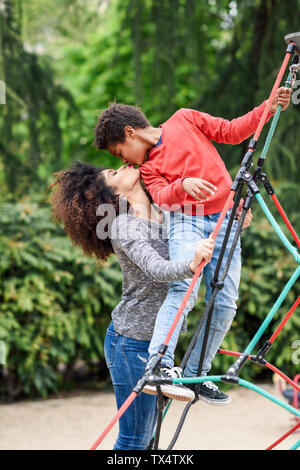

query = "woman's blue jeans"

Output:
[[104, 321, 158, 450], [148, 209, 242, 376]]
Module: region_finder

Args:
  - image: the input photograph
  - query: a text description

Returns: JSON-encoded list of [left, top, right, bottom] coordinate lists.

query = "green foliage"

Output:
[[0, 198, 122, 400], [0, 0, 299, 400], [0, 192, 299, 400]]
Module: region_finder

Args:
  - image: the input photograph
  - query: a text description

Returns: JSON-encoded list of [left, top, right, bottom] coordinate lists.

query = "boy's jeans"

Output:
[[104, 321, 158, 450], [148, 209, 241, 376]]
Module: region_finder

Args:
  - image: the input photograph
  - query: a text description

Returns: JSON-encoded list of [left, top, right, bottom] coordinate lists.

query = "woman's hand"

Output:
[[235, 198, 253, 229], [182, 177, 217, 202], [189, 238, 215, 273]]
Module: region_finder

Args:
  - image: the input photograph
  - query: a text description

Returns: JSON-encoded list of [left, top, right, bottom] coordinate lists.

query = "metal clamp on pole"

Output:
[[250, 355, 267, 367], [231, 150, 254, 192], [132, 352, 164, 394], [256, 171, 275, 195], [242, 171, 260, 196], [225, 352, 249, 377], [254, 341, 273, 365]]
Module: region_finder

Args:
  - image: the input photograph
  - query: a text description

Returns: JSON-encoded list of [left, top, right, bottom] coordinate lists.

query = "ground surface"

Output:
[[1, 384, 299, 450]]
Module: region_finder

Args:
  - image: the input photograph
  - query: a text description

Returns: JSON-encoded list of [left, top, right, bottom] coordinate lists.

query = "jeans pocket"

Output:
[[104, 329, 119, 366]]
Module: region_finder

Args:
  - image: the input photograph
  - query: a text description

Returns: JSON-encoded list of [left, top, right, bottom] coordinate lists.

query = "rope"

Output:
[[166, 401, 195, 450], [218, 348, 300, 393], [255, 193, 300, 263], [266, 422, 300, 450], [253, 49, 293, 141], [289, 439, 300, 450], [243, 265, 300, 356], [270, 194, 300, 249], [171, 376, 300, 420], [269, 296, 300, 343]]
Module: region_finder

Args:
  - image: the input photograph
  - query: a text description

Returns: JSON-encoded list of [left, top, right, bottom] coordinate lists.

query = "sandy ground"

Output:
[[0, 383, 299, 451]]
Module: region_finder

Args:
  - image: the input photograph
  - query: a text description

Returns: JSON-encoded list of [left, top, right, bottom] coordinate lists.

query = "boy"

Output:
[[94, 87, 292, 404]]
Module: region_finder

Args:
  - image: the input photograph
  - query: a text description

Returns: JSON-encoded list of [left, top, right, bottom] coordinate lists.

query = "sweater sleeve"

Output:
[[111, 214, 194, 282], [139, 166, 187, 207], [189, 101, 275, 144]]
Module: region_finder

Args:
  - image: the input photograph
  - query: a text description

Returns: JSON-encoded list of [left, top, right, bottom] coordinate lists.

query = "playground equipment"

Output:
[[90, 33, 300, 451]]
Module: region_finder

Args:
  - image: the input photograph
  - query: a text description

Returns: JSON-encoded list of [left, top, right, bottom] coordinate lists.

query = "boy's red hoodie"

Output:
[[140, 102, 274, 215]]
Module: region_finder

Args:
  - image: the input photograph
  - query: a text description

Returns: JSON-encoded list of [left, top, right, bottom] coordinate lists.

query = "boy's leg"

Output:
[[184, 210, 242, 378], [148, 212, 204, 368]]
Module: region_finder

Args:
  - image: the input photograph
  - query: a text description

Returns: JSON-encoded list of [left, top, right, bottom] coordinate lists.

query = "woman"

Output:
[[49, 161, 215, 450]]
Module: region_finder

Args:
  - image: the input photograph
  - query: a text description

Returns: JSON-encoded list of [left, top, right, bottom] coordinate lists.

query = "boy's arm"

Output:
[[140, 166, 187, 208], [190, 101, 274, 145], [190, 86, 291, 145]]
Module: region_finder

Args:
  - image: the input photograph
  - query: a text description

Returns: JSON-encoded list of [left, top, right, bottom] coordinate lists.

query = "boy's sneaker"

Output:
[[187, 380, 231, 406], [142, 367, 195, 402]]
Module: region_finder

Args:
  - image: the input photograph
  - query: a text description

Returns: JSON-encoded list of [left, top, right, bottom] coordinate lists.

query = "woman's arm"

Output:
[[111, 215, 213, 282]]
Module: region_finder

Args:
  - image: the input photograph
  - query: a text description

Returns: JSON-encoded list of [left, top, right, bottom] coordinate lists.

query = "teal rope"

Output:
[[244, 265, 300, 355], [259, 71, 292, 162], [172, 375, 300, 419], [289, 439, 300, 450], [238, 379, 300, 419], [173, 375, 222, 384], [255, 193, 300, 263], [260, 104, 282, 161]]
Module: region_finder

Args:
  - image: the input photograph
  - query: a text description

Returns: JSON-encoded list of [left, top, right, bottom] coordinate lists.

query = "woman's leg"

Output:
[[104, 322, 158, 450]]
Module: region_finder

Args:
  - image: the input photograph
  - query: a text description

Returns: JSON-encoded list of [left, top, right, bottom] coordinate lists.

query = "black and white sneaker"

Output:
[[187, 380, 231, 406], [143, 367, 195, 402]]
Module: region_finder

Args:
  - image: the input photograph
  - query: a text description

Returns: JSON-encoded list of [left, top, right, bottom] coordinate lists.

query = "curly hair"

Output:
[[94, 102, 150, 150], [48, 161, 129, 261]]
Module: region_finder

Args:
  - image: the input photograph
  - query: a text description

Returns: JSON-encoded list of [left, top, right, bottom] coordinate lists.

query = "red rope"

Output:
[[253, 50, 294, 141], [218, 348, 300, 393], [266, 362, 300, 394], [269, 296, 300, 343], [270, 194, 300, 249], [266, 421, 300, 450], [218, 348, 241, 358], [90, 391, 137, 450]]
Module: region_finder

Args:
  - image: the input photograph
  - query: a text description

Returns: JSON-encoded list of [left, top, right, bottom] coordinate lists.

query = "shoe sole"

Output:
[[198, 395, 231, 406], [142, 385, 195, 402]]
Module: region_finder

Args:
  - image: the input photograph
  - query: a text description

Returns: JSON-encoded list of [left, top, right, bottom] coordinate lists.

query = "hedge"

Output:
[[0, 195, 298, 401]]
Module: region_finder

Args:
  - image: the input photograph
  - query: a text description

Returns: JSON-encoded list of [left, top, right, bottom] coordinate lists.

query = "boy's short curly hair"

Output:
[[94, 103, 150, 150]]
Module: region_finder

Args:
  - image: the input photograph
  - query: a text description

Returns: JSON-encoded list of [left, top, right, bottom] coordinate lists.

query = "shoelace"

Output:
[[202, 380, 219, 391], [161, 366, 183, 379]]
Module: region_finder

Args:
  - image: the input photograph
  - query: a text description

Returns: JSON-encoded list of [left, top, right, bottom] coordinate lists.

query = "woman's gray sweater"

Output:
[[110, 213, 194, 341]]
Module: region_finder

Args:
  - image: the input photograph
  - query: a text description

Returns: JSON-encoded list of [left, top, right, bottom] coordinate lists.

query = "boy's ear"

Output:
[[124, 125, 136, 139]]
